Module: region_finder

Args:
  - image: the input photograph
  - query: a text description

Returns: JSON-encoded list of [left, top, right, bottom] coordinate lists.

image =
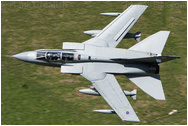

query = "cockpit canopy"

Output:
[[62, 53, 74, 61], [36, 51, 74, 61], [46, 52, 61, 61]]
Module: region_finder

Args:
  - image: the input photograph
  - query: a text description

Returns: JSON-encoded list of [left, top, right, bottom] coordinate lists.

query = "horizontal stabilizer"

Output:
[[129, 31, 170, 54], [125, 75, 165, 100]]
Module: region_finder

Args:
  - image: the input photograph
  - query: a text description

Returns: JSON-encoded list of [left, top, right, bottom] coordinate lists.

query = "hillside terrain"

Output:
[[2, 1, 187, 124]]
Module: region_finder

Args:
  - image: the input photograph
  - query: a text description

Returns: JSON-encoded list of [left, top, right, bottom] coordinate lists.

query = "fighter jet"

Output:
[[12, 5, 180, 122]]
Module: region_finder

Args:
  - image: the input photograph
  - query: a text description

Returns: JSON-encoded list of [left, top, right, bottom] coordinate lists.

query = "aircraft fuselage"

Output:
[[12, 47, 159, 75]]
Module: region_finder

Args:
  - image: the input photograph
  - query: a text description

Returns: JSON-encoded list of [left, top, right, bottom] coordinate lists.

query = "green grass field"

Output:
[[2, 1, 187, 125]]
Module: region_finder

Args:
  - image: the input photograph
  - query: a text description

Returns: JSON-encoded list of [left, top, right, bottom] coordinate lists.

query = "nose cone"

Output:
[[12, 51, 36, 62]]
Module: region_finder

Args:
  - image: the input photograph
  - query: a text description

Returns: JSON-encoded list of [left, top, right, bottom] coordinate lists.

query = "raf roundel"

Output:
[[126, 111, 129, 114]]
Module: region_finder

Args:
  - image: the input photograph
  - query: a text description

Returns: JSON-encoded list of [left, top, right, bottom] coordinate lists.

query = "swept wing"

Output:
[[84, 5, 148, 48], [79, 63, 140, 122]]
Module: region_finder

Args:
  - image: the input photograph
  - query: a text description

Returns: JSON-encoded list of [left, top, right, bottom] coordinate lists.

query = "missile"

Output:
[[79, 88, 100, 95], [93, 110, 116, 114], [79, 88, 137, 100], [100, 13, 121, 17], [83, 30, 101, 37]]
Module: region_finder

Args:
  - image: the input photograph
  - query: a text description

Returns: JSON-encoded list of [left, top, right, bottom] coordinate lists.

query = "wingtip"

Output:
[[155, 96, 166, 100], [123, 119, 140, 122], [158, 31, 170, 35], [142, 5, 148, 8], [131, 5, 148, 8], [156, 98, 166, 100]]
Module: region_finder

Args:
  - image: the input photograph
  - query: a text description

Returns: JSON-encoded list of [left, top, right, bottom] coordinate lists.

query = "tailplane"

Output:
[[129, 31, 170, 55], [125, 75, 165, 100], [130, 89, 137, 100]]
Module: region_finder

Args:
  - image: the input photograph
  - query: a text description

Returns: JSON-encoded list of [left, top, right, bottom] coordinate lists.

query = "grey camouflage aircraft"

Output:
[[12, 5, 180, 122]]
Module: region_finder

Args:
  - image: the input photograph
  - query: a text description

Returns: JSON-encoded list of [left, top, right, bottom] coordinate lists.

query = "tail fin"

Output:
[[123, 89, 137, 100], [130, 89, 137, 100], [134, 32, 141, 42], [129, 31, 170, 55]]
